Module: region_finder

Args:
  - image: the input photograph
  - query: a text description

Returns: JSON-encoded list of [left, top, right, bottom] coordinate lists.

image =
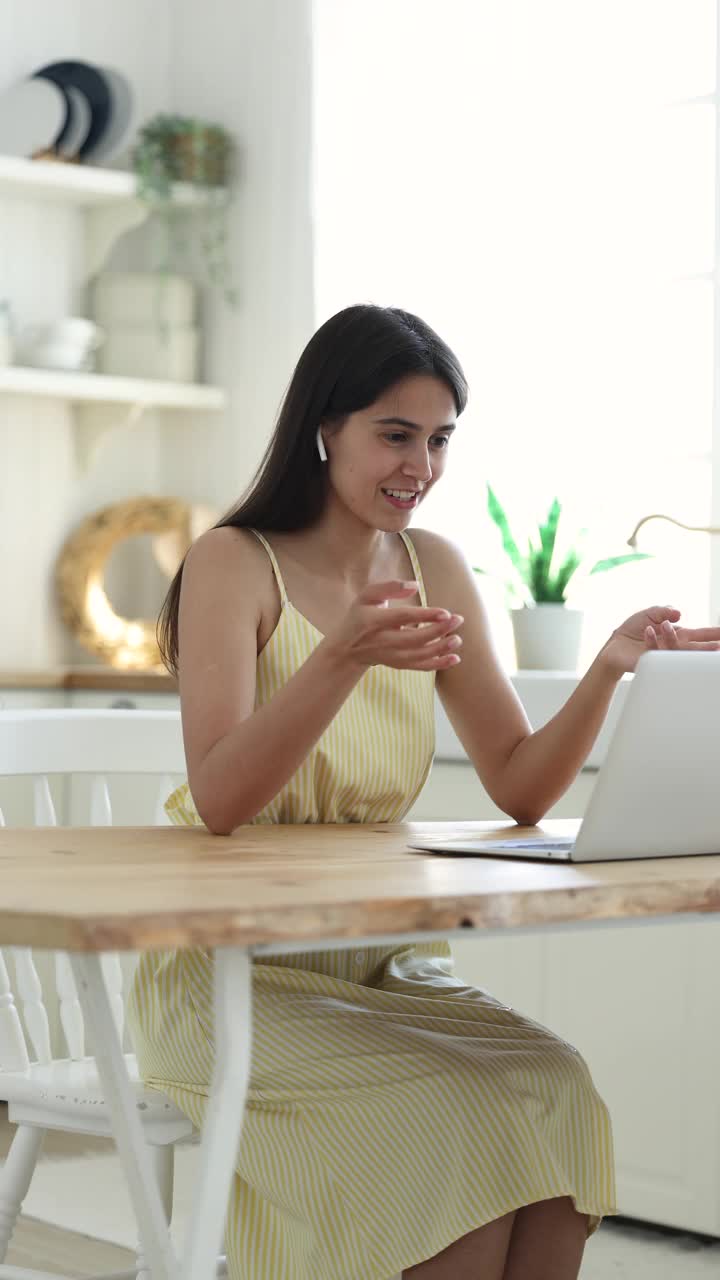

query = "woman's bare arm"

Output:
[[177, 529, 365, 833], [178, 528, 460, 833], [413, 529, 619, 825]]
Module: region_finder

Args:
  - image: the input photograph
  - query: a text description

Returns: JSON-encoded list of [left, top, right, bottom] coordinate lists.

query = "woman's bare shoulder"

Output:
[[406, 526, 469, 572], [181, 526, 278, 621], [184, 524, 266, 578], [405, 527, 476, 609]]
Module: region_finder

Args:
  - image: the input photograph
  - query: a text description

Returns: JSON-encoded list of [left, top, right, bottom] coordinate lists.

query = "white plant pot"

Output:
[[510, 604, 584, 671]]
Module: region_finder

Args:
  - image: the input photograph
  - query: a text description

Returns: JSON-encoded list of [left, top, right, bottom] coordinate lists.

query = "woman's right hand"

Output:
[[323, 580, 463, 672]]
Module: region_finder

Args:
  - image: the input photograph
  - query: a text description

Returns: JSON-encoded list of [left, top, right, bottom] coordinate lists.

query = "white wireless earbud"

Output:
[[316, 426, 328, 462]]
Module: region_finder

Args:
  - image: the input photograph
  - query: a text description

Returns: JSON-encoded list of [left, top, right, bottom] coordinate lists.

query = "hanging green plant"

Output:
[[132, 113, 238, 308]]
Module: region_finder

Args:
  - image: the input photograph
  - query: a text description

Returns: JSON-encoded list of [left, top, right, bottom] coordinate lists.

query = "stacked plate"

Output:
[[0, 60, 131, 163]]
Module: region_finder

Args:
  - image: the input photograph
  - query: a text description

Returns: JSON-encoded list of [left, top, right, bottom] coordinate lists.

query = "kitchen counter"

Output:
[[0, 667, 630, 769], [436, 669, 630, 767], [0, 668, 177, 693]]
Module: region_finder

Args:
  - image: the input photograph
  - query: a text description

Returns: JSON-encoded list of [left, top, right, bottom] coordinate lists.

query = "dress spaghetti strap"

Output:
[[399, 530, 428, 606], [251, 527, 426, 609], [248, 528, 288, 607]]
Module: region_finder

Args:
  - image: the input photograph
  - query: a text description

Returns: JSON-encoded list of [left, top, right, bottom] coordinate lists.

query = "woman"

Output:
[[129, 304, 720, 1280]]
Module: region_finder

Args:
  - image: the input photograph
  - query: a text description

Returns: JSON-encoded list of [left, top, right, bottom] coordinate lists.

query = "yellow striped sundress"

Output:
[[128, 527, 616, 1280]]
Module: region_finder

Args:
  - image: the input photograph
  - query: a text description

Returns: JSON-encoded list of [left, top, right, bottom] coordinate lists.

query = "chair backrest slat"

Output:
[[33, 775, 57, 825], [0, 710, 184, 1068], [13, 948, 52, 1064], [90, 775, 113, 826], [0, 952, 30, 1071], [55, 952, 85, 1060], [154, 774, 174, 826]]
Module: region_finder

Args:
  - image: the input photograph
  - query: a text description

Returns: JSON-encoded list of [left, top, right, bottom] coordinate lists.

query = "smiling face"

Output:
[[322, 374, 457, 531]]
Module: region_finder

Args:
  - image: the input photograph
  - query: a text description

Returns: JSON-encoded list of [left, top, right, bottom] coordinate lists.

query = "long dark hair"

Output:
[[158, 303, 468, 674]]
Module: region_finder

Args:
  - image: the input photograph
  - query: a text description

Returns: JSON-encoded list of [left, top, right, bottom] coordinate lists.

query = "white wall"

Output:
[[0, 0, 315, 667], [165, 0, 316, 511], [0, 2, 172, 120]]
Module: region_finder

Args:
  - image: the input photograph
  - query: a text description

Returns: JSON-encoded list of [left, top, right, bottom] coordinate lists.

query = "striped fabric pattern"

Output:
[[128, 528, 616, 1280], [165, 530, 435, 828]]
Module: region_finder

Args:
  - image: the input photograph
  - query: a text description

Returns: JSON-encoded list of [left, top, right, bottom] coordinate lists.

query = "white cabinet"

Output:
[[408, 759, 598, 821], [66, 689, 179, 710], [451, 921, 720, 1236], [544, 921, 720, 1234], [414, 764, 720, 1235]]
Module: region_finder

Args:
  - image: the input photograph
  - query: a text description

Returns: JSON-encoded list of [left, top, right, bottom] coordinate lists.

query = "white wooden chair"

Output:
[[0, 708, 227, 1280]]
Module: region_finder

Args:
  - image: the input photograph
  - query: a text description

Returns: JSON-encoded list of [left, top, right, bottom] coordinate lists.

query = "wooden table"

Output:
[[2, 818, 720, 1280]]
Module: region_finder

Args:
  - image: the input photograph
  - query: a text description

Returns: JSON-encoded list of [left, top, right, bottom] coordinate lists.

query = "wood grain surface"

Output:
[[0, 820, 719, 952]]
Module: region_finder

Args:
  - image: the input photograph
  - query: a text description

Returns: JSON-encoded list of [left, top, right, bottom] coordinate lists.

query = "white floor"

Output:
[[19, 1144, 720, 1277]]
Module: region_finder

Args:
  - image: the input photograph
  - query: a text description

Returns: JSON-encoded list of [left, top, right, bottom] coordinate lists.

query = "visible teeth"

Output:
[[384, 489, 417, 500]]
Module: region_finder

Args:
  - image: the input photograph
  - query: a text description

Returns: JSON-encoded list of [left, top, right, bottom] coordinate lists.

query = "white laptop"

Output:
[[410, 650, 720, 862]]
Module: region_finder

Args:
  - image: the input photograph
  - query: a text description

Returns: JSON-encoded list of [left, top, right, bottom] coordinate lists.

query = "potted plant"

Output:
[[474, 485, 652, 670], [132, 113, 237, 306]]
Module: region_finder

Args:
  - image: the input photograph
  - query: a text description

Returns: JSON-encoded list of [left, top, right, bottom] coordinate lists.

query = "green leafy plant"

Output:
[[132, 113, 237, 307], [474, 485, 652, 605]]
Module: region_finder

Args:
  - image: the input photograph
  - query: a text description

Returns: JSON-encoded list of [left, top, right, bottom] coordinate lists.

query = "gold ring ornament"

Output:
[[55, 496, 217, 669]]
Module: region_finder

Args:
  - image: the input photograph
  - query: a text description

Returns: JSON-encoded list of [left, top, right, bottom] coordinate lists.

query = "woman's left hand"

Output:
[[600, 605, 720, 677]]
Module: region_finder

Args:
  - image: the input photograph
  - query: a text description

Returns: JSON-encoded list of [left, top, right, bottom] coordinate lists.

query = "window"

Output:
[[312, 0, 716, 668]]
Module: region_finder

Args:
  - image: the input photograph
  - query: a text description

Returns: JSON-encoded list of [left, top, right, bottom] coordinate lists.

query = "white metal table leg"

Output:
[[181, 947, 253, 1280], [70, 954, 178, 1280]]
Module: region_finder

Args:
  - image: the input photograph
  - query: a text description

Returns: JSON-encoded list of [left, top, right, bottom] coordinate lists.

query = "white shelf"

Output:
[[0, 366, 226, 411], [0, 154, 225, 209]]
